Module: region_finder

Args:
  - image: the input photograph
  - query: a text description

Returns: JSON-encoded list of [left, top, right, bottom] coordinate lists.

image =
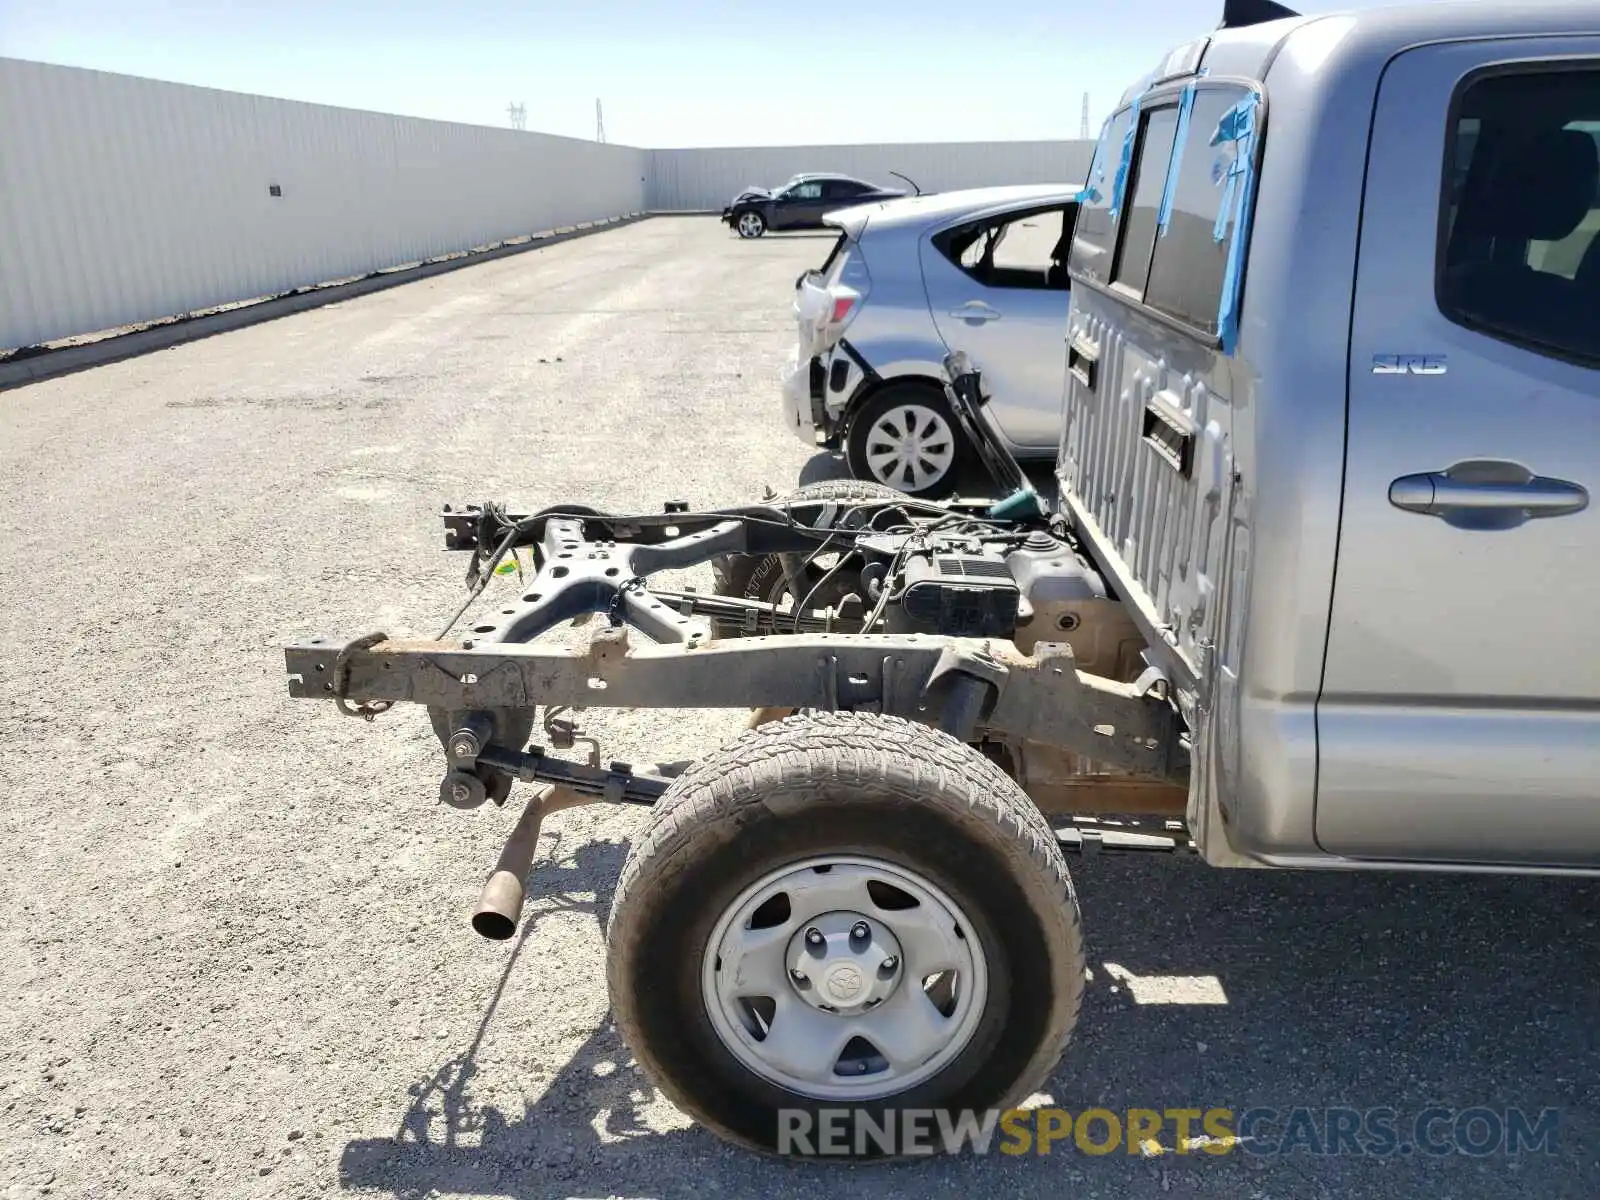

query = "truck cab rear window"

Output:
[[1067, 108, 1133, 285], [1144, 88, 1256, 333], [1076, 83, 1258, 337], [1438, 66, 1600, 366], [1111, 108, 1181, 296]]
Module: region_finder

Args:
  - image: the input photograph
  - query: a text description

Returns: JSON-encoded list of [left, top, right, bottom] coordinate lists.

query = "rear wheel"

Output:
[[735, 210, 767, 238], [846, 383, 969, 498], [605, 713, 1086, 1157]]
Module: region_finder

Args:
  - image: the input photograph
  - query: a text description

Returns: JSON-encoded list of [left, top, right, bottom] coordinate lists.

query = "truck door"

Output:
[[1319, 42, 1600, 865]]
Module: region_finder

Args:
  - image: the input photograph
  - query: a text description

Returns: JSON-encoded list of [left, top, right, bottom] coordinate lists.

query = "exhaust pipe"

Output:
[[471, 788, 592, 941], [746, 706, 796, 729], [471, 798, 545, 941]]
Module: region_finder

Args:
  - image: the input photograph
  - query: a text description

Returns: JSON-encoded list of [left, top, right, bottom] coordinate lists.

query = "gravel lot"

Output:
[[3, 215, 1598, 1200]]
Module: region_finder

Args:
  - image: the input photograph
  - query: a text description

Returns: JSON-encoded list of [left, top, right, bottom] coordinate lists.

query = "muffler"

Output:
[[470, 787, 591, 941]]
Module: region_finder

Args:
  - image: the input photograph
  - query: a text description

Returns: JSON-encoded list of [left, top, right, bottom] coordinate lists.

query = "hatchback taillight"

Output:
[[816, 286, 861, 351]]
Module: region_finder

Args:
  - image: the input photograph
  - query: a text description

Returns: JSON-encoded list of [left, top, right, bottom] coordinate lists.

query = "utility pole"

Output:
[[507, 102, 526, 131], [1079, 92, 1090, 139], [595, 99, 606, 143]]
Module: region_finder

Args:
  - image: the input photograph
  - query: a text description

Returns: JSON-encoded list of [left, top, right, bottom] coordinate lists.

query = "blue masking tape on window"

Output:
[[1109, 93, 1143, 221], [1156, 84, 1198, 235], [1208, 91, 1262, 354], [1076, 117, 1114, 205], [1210, 96, 1257, 243]]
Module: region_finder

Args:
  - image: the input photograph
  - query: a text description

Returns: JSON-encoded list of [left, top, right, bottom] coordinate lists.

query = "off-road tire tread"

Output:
[[606, 711, 1085, 1156]]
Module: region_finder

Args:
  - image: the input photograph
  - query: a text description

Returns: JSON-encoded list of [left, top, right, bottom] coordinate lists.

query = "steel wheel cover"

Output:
[[701, 855, 988, 1101]]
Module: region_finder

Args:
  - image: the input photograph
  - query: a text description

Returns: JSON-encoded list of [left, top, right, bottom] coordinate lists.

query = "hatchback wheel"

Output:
[[736, 210, 767, 239], [846, 384, 969, 498]]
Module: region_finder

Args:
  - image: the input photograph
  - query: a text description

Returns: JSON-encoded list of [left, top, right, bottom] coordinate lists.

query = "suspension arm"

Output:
[[473, 744, 670, 806]]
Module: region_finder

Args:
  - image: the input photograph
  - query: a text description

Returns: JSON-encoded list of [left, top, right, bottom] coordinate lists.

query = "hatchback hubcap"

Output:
[[864, 405, 956, 492]]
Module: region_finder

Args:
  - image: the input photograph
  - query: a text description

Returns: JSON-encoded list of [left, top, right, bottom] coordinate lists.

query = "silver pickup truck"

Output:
[[283, 0, 1600, 1162], [1062, 0, 1599, 871]]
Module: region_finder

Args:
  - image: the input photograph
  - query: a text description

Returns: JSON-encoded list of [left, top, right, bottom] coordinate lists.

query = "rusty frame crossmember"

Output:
[[285, 625, 1188, 783]]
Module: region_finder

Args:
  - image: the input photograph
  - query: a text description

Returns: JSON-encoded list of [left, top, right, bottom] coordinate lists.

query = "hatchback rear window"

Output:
[[824, 244, 857, 288]]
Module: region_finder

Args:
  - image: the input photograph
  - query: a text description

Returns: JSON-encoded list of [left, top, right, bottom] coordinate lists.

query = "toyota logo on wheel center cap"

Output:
[[824, 963, 864, 1003]]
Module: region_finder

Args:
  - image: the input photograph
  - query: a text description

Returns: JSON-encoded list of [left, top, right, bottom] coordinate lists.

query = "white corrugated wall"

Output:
[[0, 58, 1099, 350], [0, 58, 649, 349], [646, 140, 1098, 211]]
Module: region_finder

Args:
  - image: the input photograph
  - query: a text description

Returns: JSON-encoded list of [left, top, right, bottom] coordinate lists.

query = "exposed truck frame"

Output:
[[283, 361, 1195, 1154], [288, 507, 1186, 792], [288, 363, 1189, 834]]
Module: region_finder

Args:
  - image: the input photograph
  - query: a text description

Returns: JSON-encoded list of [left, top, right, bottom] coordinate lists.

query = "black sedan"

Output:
[[721, 172, 916, 238]]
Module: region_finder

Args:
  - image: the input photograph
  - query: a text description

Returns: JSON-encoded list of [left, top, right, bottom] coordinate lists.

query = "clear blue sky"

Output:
[[3, 0, 1412, 147]]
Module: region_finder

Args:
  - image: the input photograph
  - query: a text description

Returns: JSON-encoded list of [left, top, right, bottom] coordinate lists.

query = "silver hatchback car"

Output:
[[781, 184, 1082, 496]]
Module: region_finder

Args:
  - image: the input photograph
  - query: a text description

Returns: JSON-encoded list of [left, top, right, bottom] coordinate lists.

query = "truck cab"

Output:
[[1060, 0, 1600, 871]]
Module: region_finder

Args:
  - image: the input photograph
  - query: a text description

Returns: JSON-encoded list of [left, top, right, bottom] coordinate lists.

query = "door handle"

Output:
[[1389, 461, 1588, 530], [950, 303, 1001, 323]]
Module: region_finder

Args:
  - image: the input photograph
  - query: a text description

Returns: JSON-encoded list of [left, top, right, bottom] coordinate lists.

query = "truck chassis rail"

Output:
[[287, 626, 1185, 782]]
